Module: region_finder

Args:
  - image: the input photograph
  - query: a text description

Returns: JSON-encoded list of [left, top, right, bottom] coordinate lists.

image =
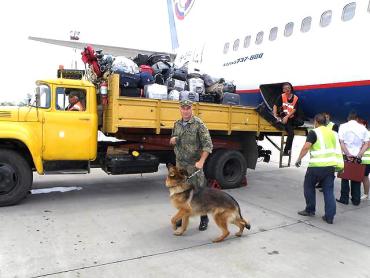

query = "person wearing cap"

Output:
[[66, 91, 85, 111], [170, 99, 213, 231]]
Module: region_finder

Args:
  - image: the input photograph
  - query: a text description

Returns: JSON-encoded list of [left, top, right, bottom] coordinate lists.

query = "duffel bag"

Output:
[[172, 68, 187, 81], [223, 82, 236, 93], [133, 54, 149, 66], [147, 53, 171, 66], [199, 93, 221, 104], [138, 72, 154, 88], [140, 65, 154, 75]]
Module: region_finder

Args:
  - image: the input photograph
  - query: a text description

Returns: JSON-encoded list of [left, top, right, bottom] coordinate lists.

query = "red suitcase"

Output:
[[338, 161, 366, 182]]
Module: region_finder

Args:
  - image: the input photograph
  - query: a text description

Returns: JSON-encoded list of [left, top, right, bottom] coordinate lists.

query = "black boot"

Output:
[[199, 215, 209, 231]]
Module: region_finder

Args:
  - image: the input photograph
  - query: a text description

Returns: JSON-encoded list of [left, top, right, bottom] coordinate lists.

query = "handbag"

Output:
[[337, 160, 366, 182]]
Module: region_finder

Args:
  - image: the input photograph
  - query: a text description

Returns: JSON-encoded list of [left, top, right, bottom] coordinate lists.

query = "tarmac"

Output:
[[0, 136, 369, 278]]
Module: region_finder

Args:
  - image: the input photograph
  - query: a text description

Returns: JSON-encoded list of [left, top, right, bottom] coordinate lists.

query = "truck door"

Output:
[[42, 86, 97, 161]]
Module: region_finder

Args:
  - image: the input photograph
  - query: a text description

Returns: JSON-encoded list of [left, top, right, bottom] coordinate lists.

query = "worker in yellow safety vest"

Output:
[[295, 113, 344, 224], [357, 118, 370, 201]]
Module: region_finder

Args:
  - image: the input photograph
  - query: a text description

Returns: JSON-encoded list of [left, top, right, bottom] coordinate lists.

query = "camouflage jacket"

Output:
[[171, 116, 213, 164]]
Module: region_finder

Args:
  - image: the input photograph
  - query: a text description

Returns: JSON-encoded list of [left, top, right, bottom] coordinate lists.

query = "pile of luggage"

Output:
[[81, 46, 240, 106]]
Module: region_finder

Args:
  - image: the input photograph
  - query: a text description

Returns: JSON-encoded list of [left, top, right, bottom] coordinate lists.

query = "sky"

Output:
[[0, 0, 173, 103], [0, 0, 352, 103]]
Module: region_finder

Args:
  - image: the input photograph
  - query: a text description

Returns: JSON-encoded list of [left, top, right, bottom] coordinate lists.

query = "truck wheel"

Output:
[[204, 150, 223, 179], [0, 150, 32, 206], [213, 150, 247, 189]]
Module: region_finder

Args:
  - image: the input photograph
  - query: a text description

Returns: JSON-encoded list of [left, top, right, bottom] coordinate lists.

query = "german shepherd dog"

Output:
[[165, 164, 251, 243]]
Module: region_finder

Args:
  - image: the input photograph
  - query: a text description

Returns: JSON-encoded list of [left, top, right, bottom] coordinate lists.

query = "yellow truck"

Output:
[[0, 71, 294, 206]]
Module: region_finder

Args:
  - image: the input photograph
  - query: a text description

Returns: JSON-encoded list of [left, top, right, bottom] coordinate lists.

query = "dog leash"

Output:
[[186, 169, 201, 181]]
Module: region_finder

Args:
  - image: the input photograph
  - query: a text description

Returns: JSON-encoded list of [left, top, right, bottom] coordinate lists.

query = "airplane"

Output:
[[29, 0, 370, 123]]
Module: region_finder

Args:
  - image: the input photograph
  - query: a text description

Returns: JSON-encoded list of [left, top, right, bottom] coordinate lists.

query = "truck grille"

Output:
[[0, 110, 11, 118]]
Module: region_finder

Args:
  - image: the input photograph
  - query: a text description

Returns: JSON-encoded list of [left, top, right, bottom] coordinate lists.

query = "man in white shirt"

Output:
[[337, 112, 369, 205]]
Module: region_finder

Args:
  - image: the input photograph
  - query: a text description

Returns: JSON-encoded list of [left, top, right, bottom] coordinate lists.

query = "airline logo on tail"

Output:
[[174, 0, 195, 20]]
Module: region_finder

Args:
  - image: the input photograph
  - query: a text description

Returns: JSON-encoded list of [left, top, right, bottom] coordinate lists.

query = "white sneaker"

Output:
[[360, 194, 369, 200]]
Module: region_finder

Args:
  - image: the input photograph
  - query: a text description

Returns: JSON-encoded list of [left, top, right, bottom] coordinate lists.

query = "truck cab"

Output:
[[0, 76, 98, 206]]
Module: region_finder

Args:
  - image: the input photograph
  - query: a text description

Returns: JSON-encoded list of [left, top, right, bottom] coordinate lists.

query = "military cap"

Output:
[[179, 99, 193, 107]]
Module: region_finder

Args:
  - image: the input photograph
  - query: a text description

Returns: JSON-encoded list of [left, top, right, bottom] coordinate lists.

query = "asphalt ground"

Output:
[[1, 136, 369, 278]]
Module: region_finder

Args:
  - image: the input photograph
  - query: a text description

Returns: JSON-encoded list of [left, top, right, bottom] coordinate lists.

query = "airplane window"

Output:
[[223, 42, 230, 54], [342, 2, 356, 21], [284, 22, 294, 37], [320, 10, 332, 27], [244, 36, 251, 48], [269, 27, 278, 41], [301, 16, 312, 32], [256, 31, 264, 45], [233, 39, 240, 51]]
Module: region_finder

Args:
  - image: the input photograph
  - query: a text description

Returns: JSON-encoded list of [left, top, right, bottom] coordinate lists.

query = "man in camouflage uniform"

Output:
[[169, 99, 213, 230]]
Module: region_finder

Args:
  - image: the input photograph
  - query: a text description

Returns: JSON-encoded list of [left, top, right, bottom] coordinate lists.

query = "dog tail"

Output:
[[228, 194, 251, 230]]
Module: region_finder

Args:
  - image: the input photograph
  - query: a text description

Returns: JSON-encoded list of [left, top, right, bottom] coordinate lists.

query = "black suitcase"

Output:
[[199, 93, 220, 104], [104, 153, 159, 175], [256, 103, 285, 130], [118, 72, 141, 88], [120, 87, 142, 97], [222, 92, 240, 105]]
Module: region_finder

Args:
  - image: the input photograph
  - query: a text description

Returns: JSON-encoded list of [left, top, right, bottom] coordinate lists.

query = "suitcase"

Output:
[[199, 93, 218, 103], [147, 53, 171, 66], [166, 78, 186, 91], [188, 78, 205, 94], [256, 103, 285, 130], [144, 84, 168, 100], [119, 72, 140, 88], [222, 92, 240, 105], [180, 90, 199, 102], [138, 72, 154, 88], [120, 87, 142, 97], [168, 90, 180, 101], [104, 153, 159, 175], [338, 161, 366, 182], [139, 65, 154, 75]]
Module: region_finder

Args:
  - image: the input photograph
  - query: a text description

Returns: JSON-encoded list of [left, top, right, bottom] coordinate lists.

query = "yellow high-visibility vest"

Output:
[[309, 126, 344, 171]]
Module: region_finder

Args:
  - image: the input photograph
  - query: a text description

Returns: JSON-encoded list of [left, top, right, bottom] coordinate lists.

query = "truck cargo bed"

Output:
[[102, 74, 287, 135]]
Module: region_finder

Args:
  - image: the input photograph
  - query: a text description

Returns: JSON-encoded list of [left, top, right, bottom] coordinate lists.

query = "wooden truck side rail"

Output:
[[102, 74, 284, 135]]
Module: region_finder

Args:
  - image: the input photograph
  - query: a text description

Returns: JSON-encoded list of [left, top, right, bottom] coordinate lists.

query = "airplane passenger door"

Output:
[[42, 86, 97, 161]]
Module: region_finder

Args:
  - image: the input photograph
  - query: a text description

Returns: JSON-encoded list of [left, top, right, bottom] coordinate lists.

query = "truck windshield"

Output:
[[31, 84, 51, 108]]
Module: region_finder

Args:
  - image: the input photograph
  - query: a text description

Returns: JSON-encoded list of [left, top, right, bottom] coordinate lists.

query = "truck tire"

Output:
[[204, 150, 223, 179], [212, 150, 247, 189], [0, 149, 32, 206]]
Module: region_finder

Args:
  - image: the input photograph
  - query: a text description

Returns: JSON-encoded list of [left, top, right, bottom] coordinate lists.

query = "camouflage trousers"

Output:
[[176, 160, 206, 189]]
